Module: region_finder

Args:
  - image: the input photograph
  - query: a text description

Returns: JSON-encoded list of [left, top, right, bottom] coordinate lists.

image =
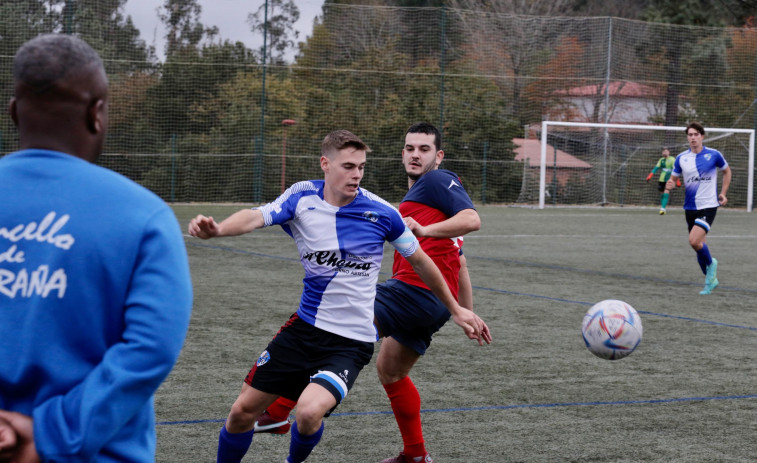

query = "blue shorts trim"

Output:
[[373, 279, 451, 355], [311, 370, 348, 402]]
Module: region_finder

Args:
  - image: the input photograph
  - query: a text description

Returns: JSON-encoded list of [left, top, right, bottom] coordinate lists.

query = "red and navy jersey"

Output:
[[392, 169, 476, 299]]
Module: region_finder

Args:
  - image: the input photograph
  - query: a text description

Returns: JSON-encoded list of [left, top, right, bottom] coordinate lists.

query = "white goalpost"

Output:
[[538, 121, 755, 211]]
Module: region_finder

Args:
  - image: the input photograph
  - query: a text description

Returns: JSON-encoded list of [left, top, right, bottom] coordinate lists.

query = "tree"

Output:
[[106, 71, 162, 153], [0, 0, 59, 153], [159, 0, 218, 57], [522, 36, 587, 122], [447, 0, 578, 125], [569, 0, 648, 19], [639, 0, 730, 130], [0, 1, 154, 153], [149, 0, 251, 146], [248, 0, 300, 65], [72, 0, 155, 73], [723, 27, 757, 127]]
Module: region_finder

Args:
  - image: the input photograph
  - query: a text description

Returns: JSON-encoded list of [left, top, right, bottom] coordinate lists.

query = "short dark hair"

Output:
[[13, 34, 104, 94], [685, 121, 705, 136], [406, 122, 442, 151], [321, 129, 371, 158]]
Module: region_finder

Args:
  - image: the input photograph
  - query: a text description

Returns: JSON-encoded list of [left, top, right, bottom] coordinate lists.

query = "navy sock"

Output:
[[287, 420, 324, 463], [217, 425, 254, 463], [696, 243, 712, 275]]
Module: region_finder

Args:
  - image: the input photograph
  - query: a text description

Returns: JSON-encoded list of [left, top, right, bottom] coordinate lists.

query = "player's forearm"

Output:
[[457, 276, 473, 311], [457, 256, 473, 310], [409, 252, 466, 315], [420, 209, 480, 238], [217, 209, 264, 236], [721, 168, 732, 196]]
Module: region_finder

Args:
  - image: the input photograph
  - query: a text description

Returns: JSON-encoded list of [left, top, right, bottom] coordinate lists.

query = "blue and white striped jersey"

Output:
[[672, 147, 728, 210], [258, 180, 418, 342]]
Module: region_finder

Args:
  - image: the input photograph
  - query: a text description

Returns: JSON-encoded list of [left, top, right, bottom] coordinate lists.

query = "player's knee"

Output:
[[376, 360, 408, 385], [226, 399, 257, 432], [375, 352, 393, 382], [376, 362, 391, 384], [294, 403, 325, 433], [689, 236, 703, 250]]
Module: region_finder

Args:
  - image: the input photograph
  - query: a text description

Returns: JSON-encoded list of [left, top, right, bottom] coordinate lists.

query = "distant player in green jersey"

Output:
[[646, 147, 678, 214]]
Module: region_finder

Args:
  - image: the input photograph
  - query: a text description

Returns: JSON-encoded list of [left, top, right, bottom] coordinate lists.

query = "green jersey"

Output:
[[651, 156, 675, 182]]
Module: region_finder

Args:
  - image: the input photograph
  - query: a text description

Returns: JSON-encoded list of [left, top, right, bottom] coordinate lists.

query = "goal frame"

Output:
[[539, 121, 755, 211]]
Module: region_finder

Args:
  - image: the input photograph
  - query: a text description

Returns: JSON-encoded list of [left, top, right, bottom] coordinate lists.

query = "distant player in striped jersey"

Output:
[[189, 130, 487, 463], [666, 122, 732, 295]]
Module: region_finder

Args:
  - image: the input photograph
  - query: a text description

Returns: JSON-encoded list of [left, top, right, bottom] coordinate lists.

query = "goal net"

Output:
[[525, 121, 754, 211]]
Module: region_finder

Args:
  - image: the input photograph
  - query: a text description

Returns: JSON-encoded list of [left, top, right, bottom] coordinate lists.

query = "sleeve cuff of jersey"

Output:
[[392, 227, 419, 258], [33, 400, 86, 462], [255, 206, 272, 227]]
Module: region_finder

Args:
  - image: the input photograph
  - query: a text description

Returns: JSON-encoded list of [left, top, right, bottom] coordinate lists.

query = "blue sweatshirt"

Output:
[[0, 149, 193, 462]]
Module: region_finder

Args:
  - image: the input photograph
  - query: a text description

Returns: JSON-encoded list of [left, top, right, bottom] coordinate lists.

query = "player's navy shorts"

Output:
[[245, 314, 373, 410], [685, 207, 718, 233], [657, 181, 667, 192], [373, 278, 451, 355]]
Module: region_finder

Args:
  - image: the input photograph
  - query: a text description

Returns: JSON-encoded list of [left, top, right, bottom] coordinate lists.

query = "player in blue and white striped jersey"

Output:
[[667, 122, 732, 295], [189, 130, 487, 463]]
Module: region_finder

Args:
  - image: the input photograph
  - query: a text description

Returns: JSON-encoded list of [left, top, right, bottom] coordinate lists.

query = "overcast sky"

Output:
[[122, 0, 325, 60]]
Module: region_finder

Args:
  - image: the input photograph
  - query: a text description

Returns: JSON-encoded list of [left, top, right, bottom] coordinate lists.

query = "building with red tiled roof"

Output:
[[513, 138, 592, 188], [551, 81, 666, 124]]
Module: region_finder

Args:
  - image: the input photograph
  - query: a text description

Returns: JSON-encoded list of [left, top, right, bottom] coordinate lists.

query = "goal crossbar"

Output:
[[539, 121, 755, 211]]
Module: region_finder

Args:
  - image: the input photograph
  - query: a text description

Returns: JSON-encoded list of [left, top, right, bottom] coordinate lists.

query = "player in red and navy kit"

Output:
[[374, 122, 487, 463], [189, 130, 487, 463], [666, 122, 732, 295]]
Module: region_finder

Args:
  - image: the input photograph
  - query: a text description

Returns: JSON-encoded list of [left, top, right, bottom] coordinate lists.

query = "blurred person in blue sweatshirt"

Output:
[[0, 34, 193, 462]]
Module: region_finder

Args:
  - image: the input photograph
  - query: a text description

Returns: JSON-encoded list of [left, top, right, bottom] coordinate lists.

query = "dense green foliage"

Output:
[[1, 1, 755, 204]]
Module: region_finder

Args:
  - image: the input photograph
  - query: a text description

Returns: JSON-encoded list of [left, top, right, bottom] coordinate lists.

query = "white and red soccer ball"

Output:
[[582, 299, 643, 360]]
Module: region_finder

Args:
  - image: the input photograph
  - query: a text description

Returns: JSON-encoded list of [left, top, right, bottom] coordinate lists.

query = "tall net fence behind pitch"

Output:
[[0, 3, 755, 207]]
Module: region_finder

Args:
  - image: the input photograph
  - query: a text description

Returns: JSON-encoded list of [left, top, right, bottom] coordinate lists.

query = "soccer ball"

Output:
[[581, 299, 643, 360]]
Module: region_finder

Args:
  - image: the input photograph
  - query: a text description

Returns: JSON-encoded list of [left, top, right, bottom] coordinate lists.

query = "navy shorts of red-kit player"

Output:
[[373, 278, 451, 356], [245, 314, 373, 410]]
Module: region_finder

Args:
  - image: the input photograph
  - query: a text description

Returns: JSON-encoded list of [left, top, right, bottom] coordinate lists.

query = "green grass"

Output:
[[157, 205, 757, 462]]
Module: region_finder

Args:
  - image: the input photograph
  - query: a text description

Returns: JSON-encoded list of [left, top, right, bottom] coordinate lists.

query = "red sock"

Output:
[[268, 396, 296, 422], [383, 376, 426, 459]]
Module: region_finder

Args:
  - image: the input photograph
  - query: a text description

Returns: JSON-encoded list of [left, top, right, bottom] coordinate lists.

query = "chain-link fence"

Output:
[[1, 3, 755, 206]]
